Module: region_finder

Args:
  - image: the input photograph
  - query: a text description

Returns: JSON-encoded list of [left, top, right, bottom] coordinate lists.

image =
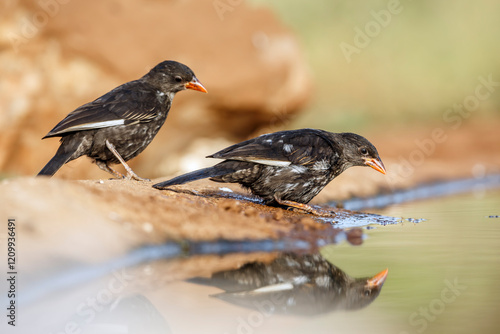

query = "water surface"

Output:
[[17, 191, 500, 334], [322, 191, 500, 334]]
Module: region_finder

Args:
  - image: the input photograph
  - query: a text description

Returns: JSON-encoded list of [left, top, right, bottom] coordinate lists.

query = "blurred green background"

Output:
[[319, 191, 500, 334], [253, 0, 500, 131]]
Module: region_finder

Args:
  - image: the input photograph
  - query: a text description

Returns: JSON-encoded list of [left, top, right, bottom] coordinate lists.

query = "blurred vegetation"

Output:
[[251, 0, 500, 131]]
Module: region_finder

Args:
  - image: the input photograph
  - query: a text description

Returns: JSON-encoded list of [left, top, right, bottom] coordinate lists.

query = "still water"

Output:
[[19, 190, 500, 334]]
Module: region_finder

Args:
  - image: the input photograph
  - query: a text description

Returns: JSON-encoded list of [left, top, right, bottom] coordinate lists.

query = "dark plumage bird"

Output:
[[189, 253, 388, 315], [38, 60, 207, 180], [154, 129, 385, 215]]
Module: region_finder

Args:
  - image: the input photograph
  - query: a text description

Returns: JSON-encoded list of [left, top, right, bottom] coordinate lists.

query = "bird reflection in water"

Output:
[[189, 252, 388, 315]]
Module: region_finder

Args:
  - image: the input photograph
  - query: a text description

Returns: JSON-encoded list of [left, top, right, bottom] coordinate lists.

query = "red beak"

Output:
[[185, 77, 207, 93], [367, 268, 389, 288], [364, 157, 386, 175]]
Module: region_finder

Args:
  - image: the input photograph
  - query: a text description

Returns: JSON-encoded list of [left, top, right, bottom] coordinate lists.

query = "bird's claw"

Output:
[[290, 206, 335, 217], [125, 173, 150, 182], [275, 196, 336, 217], [312, 208, 336, 218]]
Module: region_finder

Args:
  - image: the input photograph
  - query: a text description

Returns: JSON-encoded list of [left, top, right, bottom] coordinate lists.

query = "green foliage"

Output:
[[252, 0, 500, 130]]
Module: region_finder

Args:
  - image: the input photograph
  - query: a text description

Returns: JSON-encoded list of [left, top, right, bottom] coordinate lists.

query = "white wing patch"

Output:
[[55, 120, 125, 134], [246, 283, 294, 294], [247, 159, 292, 167]]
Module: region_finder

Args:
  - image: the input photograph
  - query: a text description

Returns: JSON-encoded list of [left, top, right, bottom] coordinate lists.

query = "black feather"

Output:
[[37, 60, 205, 178], [38, 137, 83, 176], [153, 165, 234, 189], [152, 129, 385, 205]]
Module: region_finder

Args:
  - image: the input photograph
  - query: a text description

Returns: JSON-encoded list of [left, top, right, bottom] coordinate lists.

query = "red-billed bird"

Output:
[[154, 129, 385, 215], [38, 60, 207, 180], [189, 253, 389, 315]]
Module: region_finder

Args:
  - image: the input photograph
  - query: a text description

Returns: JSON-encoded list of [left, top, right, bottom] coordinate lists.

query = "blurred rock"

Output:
[[0, 0, 312, 179], [0, 177, 331, 269]]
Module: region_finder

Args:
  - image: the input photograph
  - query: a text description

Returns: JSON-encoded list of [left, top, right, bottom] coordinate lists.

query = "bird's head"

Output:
[[145, 60, 207, 95], [338, 132, 386, 175], [344, 268, 388, 310]]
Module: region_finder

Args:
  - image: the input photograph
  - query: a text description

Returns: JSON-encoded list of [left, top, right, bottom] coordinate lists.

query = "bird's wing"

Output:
[[43, 81, 164, 138], [213, 283, 295, 299], [208, 129, 338, 167]]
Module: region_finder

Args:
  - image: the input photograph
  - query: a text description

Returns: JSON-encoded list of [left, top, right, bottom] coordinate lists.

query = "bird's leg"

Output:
[[105, 164, 124, 179], [273, 195, 335, 217], [105, 140, 150, 181], [95, 160, 125, 179]]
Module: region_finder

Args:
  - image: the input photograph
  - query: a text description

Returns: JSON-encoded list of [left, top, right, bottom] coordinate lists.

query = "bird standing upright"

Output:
[[153, 129, 385, 215], [38, 60, 207, 180]]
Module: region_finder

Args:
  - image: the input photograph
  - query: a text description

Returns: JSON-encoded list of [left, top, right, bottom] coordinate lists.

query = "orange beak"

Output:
[[185, 77, 207, 93], [367, 268, 389, 288], [364, 157, 386, 175]]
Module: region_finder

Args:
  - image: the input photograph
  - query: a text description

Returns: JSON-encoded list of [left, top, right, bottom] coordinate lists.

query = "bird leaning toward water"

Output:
[[188, 253, 389, 315], [38, 60, 207, 180], [153, 128, 386, 216]]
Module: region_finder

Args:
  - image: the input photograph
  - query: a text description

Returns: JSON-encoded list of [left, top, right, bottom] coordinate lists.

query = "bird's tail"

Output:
[[37, 138, 81, 177], [153, 164, 232, 189]]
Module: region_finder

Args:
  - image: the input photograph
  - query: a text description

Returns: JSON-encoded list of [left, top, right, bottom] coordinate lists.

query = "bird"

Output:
[[153, 129, 385, 215], [188, 253, 388, 315], [38, 60, 207, 180]]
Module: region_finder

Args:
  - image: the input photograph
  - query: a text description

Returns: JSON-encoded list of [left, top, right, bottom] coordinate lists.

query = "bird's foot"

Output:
[[105, 140, 150, 182], [95, 160, 125, 179], [289, 205, 336, 217], [124, 170, 151, 182], [274, 196, 336, 217]]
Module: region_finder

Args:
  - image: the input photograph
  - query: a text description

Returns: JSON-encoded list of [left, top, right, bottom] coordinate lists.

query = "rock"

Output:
[[0, 0, 312, 179], [0, 177, 341, 270]]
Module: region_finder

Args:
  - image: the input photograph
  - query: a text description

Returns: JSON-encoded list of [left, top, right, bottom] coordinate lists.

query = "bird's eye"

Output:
[[364, 289, 371, 296], [174, 76, 182, 83], [360, 148, 369, 155]]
